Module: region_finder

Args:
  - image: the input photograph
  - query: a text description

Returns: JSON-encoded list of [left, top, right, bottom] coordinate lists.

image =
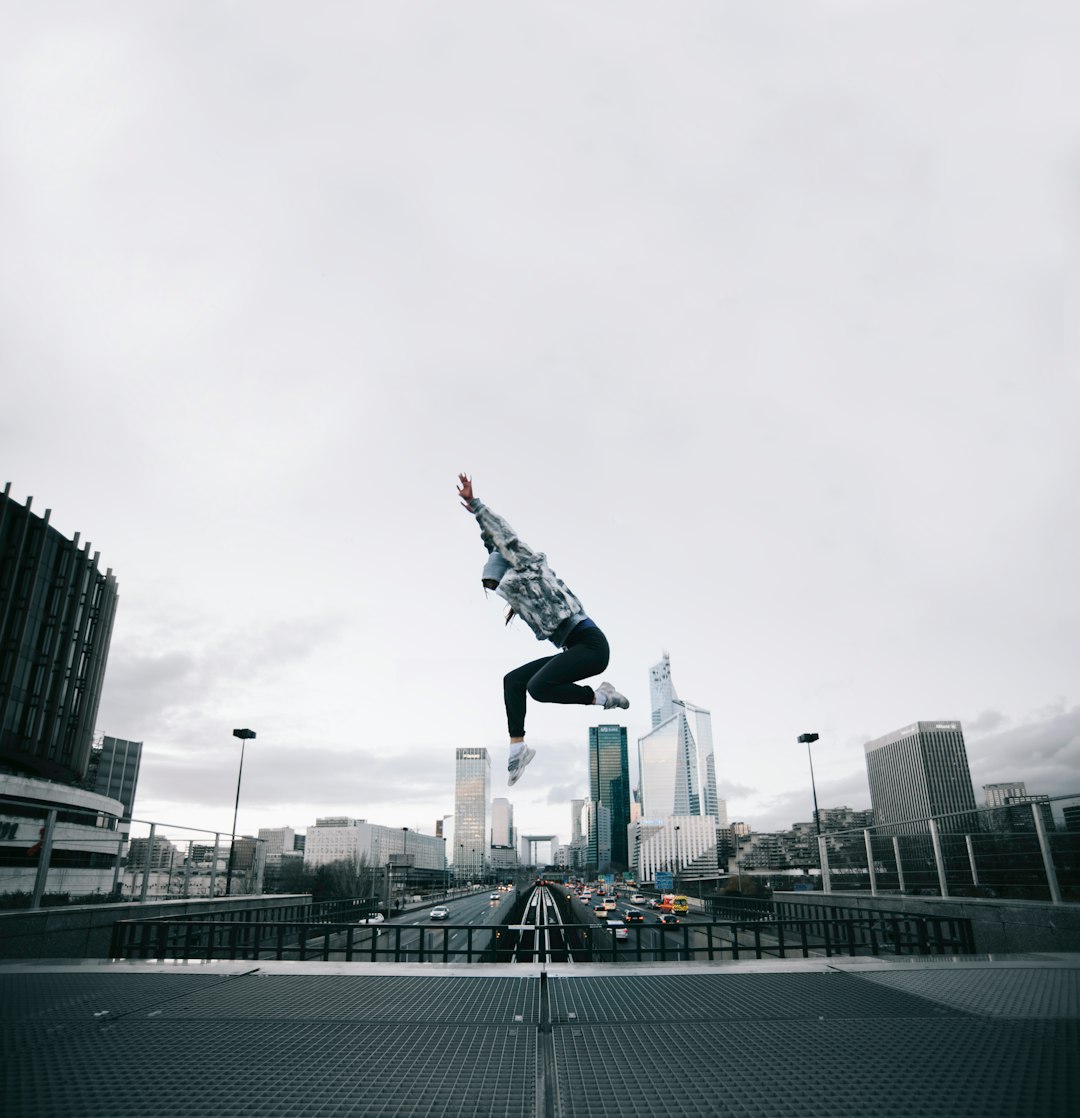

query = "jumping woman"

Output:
[[458, 473, 629, 786]]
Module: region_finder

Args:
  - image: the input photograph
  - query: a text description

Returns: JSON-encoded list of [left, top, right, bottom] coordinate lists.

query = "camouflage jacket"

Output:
[[468, 499, 587, 644]]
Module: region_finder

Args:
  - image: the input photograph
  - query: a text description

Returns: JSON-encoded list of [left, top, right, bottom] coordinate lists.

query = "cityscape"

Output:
[[2, 484, 1077, 908]]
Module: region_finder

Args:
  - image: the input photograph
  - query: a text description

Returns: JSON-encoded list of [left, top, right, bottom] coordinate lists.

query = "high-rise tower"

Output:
[[588, 724, 630, 869], [0, 485, 119, 783], [454, 748, 491, 877], [638, 653, 723, 822], [864, 721, 977, 834]]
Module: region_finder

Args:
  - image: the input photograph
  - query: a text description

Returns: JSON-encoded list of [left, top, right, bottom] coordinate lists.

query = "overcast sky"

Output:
[[3, 2, 1077, 852]]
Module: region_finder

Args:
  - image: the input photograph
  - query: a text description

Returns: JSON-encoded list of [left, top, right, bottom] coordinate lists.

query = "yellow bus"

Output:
[[659, 893, 689, 914]]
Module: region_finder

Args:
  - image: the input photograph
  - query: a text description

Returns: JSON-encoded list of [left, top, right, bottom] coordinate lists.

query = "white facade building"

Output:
[[629, 815, 719, 885], [303, 818, 445, 872]]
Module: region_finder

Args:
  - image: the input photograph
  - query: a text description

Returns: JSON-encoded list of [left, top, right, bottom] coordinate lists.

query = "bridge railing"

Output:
[[810, 794, 1080, 903], [110, 912, 973, 964]]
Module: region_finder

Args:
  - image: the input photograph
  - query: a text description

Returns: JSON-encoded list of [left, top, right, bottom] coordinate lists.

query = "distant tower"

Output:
[[649, 652, 677, 729], [87, 735, 143, 820], [588, 724, 631, 868], [864, 721, 977, 833], [640, 653, 723, 820], [0, 484, 119, 782], [454, 748, 491, 877], [491, 797, 513, 848], [983, 782, 1027, 808]]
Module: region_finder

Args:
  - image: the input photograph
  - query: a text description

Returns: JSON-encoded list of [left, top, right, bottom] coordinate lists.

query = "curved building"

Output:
[[0, 484, 119, 783]]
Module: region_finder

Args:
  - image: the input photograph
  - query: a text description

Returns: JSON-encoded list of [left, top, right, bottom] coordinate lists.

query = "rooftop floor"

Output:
[[3, 953, 1078, 1117]]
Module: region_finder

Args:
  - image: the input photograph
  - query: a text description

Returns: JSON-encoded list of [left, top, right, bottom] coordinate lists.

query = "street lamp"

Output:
[[225, 728, 256, 896], [798, 732, 822, 883], [797, 733, 821, 838]]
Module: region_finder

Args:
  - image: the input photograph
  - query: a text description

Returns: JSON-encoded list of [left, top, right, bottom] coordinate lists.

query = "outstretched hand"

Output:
[[457, 473, 475, 509]]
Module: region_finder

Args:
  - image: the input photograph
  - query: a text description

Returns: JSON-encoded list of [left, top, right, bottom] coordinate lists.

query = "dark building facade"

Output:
[[0, 484, 119, 783], [864, 721, 977, 834], [588, 724, 630, 869], [85, 735, 143, 820]]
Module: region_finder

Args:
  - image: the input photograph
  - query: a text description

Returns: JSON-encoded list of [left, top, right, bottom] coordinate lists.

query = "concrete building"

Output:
[[864, 721, 977, 834], [454, 748, 491, 877]]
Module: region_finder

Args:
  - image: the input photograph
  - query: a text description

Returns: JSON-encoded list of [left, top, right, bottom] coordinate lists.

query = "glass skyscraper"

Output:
[[454, 747, 491, 877], [588, 724, 630, 869], [638, 653, 722, 822]]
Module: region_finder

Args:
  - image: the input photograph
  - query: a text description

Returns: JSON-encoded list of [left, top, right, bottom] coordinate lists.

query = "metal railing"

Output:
[[111, 911, 974, 964], [809, 794, 1080, 903]]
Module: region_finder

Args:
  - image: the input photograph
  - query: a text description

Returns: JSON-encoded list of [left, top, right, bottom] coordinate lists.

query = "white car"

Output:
[[358, 912, 385, 924], [429, 906, 450, 920], [489, 892, 500, 901], [606, 920, 629, 940], [630, 893, 647, 904]]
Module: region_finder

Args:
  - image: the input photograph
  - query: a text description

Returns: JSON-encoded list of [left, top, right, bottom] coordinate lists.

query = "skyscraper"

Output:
[[638, 653, 723, 823], [864, 721, 977, 834], [0, 485, 119, 783], [589, 724, 631, 868], [87, 735, 143, 820], [491, 797, 514, 849], [454, 747, 491, 877]]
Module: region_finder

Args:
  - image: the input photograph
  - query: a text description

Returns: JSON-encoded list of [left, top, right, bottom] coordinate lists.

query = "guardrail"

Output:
[[111, 911, 973, 964]]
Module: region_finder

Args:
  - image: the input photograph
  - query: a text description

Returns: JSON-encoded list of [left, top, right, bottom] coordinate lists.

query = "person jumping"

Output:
[[458, 473, 629, 786]]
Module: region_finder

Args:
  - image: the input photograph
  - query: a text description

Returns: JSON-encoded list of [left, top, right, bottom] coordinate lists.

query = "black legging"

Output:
[[503, 624, 610, 738]]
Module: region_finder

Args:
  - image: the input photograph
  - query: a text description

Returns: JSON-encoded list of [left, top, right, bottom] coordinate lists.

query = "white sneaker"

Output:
[[595, 682, 629, 710], [507, 745, 536, 787]]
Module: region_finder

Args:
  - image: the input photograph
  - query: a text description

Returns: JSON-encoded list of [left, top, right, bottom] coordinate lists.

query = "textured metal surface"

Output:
[[158, 972, 541, 1022], [548, 971, 963, 1022], [3, 1021, 536, 1118], [1, 959, 1076, 1118], [0, 972, 237, 1022], [854, 966, 1080, 1018], [553, 1019, 1078, 1118]]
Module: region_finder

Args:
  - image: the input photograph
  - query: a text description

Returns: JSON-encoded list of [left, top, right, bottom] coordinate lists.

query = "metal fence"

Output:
[[810, 794, 1080, 903], [0, 797, 273, 909], [111, 911, 973, 964]]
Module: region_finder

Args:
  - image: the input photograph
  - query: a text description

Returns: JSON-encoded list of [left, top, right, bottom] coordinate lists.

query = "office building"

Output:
[[864, 721, 977, 834], [0, 771, 126, 900], [454, 748, 491, 877], [583, 800, 611, 872], [303, 818, 444, 872], [638, 653, 725, 823], [629, 815, 719, 885], [257, 827, 296, 863], [491, 797, 514, 849], [1, 485, 119, 783], [86, 735, 143, 820], [589, 724, 631, 868], [984, 782, 1027, 808]]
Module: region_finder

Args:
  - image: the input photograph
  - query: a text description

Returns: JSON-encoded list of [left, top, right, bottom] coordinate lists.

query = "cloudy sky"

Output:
[[3, 2, 1077, 851]]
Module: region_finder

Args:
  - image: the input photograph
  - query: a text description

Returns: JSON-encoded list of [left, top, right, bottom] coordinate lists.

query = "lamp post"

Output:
[[797, 732, 821, 875], [225, 728, 256, 896], [674, 824, 681, 889]]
